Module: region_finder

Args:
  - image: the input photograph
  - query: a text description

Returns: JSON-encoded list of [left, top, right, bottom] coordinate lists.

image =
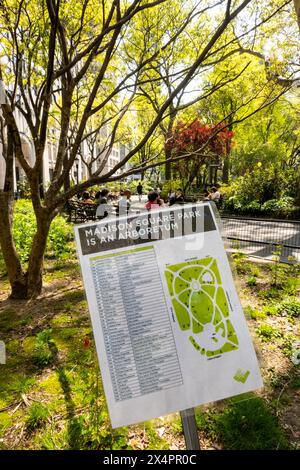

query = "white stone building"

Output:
[[0, 108, 125, 192]]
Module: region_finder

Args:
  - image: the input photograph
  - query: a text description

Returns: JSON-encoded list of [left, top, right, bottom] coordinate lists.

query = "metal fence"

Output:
[[220, 216, 300, 262]]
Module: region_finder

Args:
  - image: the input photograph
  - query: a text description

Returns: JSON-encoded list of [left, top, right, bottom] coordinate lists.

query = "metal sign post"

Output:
[[180, 408, 201, 450]]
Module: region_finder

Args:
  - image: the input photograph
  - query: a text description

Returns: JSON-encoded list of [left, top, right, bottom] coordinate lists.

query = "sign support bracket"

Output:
[[180, 408, 201, 450]]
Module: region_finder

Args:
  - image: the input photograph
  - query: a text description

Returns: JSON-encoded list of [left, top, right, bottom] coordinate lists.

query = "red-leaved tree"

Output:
[[165, 119, 234, 190]]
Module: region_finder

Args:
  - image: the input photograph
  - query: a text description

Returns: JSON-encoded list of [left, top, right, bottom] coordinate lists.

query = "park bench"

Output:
[[83, 204, 97, 221], [65, 200, 97, 223], [183, 194, 199, 203]]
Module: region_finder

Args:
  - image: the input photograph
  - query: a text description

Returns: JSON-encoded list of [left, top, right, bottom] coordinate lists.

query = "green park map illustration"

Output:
[[165, 257, 239, 358]]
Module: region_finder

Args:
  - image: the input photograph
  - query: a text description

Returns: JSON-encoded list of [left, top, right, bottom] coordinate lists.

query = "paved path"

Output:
[[130, 194, 149, 209], [128, 197, 300, 261], [221, 217, 300, 262]]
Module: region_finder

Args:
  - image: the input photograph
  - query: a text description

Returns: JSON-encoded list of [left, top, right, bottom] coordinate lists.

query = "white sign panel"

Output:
[[74, 203, 262, 428]]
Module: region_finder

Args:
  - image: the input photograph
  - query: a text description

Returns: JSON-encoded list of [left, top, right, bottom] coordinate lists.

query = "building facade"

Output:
[[0, 109, 126, 192]]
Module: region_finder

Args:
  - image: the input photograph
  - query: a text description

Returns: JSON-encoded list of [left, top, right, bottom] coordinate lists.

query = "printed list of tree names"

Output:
[[90, 246, 183, 402]]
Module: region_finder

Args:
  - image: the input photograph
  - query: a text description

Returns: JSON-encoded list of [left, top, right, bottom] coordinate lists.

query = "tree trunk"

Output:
[[0, 192, 28, 299], [294, 0, 300, 31], [138, 148, 146, 181], [223, 115, 233, 184], [213, 167, 218, 185], [39, 159, 45, 199], [165, 148, 172, 180], [0, 127, 28, 299], [196, 175, 201, 188], [222, 156, 230, 183], [209, 165, 213, 185], [203, 165, 209, 188], [26, 210, 53, 298], [64, 171, 71, 192], [0, 190, 53, 299]]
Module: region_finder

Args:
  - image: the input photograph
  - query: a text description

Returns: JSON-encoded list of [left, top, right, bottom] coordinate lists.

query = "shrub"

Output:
[[162, 179, 183, 195], [223, 197, 262, 215], [26, 403, 49, 430], [255, 324, 283, 341], [196, 397, 290, 449], [282, 277, 300, 296], [215, 398, 290, 450], [32, 329, 58, 366], [47, 215, 74, 259], [247, 276, 257, 287], [223, 195, 296, 218], [10, 200, 74, 263], [277, 300, 300, 318], [231, 166, 283, 204], [258, 287, 282, 300], [261, 197, 295, 217], [219, 183, 236, 200], [12, 200, 37, 263], [244, 201, 262, 214], [262, 305, 279, 316], [290, 376, 300, 389], [221, 167, 297, 217], [223, 195, 243, 212], [244, 306, 266, 320]]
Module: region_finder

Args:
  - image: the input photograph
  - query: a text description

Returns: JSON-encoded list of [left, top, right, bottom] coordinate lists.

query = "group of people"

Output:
[[203, 186, 222, 207], [74, 183, 222, 219], [76, 189, 118, 205], [75, 188, 132, 218], [144, 186, 222, 211], [167, 189, 185, 206]]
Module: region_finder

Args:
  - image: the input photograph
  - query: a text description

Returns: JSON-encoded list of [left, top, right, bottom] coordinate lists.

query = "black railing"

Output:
[[220, 216, 300, 262]]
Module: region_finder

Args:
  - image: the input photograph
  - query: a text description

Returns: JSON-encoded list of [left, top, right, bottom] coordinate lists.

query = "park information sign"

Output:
[[74, 203, 262, 428]]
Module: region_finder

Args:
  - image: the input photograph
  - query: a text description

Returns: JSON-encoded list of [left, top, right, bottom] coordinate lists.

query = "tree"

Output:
[[294, 0, 300, 29], [166, 119, 234, 191], [196, 56, 284, 183], [0, 0, 293, 299], [229, 97, 300, 203], [138, 0, 297, 181]]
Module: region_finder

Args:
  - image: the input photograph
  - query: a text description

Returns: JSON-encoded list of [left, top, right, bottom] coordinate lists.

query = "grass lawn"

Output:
[[0, 247, 299, 450]]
